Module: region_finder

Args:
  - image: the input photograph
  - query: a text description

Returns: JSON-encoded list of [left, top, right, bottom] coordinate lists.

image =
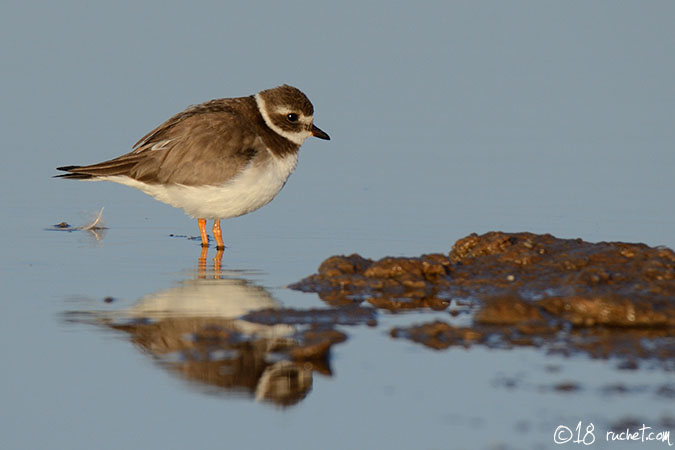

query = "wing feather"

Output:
[[56, 98, 265, 186]]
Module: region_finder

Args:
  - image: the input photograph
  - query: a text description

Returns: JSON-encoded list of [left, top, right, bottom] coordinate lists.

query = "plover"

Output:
[[56, 85, 330, 249]]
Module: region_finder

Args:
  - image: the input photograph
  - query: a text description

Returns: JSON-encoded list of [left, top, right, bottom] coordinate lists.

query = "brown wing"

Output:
[[57, 98, 265, 186]]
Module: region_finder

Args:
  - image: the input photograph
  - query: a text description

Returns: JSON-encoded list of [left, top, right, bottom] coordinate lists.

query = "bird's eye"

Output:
[[287, 113, 299, 122]]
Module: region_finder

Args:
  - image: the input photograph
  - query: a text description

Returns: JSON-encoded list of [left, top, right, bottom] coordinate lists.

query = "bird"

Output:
[[55, 85, 330, 249]]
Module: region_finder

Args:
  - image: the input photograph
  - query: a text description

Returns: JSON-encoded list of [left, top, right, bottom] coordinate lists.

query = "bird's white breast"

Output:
[[105, 150, 298, 219]]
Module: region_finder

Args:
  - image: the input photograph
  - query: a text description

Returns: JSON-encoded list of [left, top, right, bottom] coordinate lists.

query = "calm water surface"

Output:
[[2, 2, 674, 449]]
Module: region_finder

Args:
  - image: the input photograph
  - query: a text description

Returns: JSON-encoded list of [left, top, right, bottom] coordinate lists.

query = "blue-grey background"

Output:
[[1, 1, 673, 449]]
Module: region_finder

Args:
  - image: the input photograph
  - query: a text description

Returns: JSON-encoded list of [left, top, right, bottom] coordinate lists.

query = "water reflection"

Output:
[[66, 249, 342, 407]]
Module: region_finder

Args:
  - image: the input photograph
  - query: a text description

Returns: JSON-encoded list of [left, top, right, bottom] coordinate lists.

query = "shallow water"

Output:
[[3, 2, 675, 449]]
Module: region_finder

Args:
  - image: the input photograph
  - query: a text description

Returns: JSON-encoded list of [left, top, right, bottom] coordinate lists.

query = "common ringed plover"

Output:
[[56, 85, 330, 249]]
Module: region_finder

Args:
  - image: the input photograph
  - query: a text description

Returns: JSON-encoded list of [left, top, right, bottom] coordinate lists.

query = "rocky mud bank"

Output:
[[290, 232, 675, 369]]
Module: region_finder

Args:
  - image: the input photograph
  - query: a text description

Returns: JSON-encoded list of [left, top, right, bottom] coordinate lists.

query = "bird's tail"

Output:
[[54, 165, 96, 180], [54, 153, 144, 179]]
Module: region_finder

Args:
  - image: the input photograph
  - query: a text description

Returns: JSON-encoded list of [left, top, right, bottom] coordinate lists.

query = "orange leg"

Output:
[[198, 218, 209, 247], [212, 219, 225, 250]]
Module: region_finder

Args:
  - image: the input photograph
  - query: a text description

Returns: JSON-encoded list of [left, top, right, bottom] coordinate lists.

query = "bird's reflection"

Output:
[[68, 249, 332, 407], [198, 246, 222, 278]]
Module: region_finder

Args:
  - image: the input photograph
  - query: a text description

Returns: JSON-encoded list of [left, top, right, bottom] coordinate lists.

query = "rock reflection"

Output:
[[65, 249, 361, 407]]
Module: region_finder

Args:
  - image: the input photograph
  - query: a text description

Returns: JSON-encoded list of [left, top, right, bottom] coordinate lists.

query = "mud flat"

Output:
[[290, 232, 675, 369]]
